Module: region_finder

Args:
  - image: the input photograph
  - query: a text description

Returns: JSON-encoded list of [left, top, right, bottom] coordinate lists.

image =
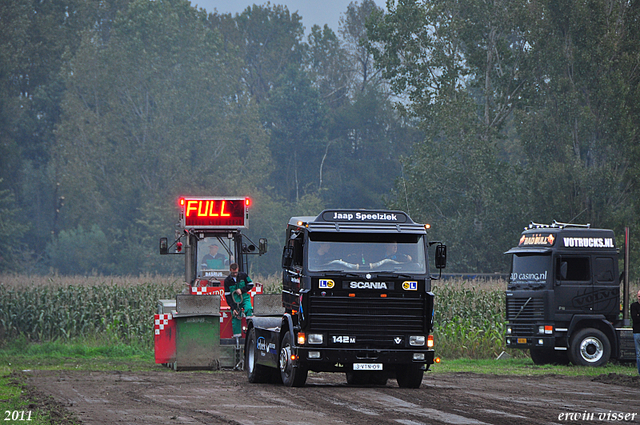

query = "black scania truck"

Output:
[[504, 222, 635, 366], [244, 209, 446, 387]]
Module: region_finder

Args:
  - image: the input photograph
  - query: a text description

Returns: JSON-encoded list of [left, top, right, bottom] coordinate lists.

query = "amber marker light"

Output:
[[179, 197, 185, 206], [348, 293, 356, 297], [435, 357, 441, 364], [427, 335, 434, 348], [425, 224, 431, 230], [380, 294, 387, 298], [245, 197, 251, 207], [297, 332, 306, 345]]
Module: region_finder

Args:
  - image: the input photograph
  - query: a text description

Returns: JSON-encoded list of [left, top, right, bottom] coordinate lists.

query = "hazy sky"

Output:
[[190, 0, 387, 33]]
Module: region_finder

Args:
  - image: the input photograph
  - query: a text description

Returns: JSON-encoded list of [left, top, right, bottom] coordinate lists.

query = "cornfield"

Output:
[[2, 274, 636, 359], [0, 275, 183, 349], [432, 279, 508, 360]]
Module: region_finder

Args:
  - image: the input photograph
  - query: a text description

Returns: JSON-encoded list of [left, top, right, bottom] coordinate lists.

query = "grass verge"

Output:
[[0, 340, 160, 425], [431, 356, 639, 377]]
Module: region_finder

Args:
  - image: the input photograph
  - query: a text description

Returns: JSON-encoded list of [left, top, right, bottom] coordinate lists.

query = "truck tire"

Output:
[[568, 328, 611, 367], [246, 328, 271, 383], [396, 364, 423, 388], [279, 332, 308, 387]]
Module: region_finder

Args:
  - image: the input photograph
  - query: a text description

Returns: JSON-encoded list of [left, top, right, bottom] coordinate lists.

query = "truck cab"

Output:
[[505, 222, 634, 366], [245, 209, 446, 387]]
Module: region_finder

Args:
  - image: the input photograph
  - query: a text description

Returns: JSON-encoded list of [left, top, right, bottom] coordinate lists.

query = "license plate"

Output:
[[518, 338, 527, 344], [353, 363, 383, 371]]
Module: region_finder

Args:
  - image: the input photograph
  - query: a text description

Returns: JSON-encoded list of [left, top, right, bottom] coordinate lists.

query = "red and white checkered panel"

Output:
[[154, 313, 176, 364], [190, 282, 263, 299], [154, 313, 173, 335], [191, 286, 222, 296]]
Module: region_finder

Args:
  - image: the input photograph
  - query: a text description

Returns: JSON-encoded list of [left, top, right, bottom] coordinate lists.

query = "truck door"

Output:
[[282, 230, 304, 311], [591, 256, 619, 320], [554, 255, 593, 315]]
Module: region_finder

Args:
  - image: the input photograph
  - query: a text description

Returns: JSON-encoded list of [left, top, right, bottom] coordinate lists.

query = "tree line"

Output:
[[1, 0, 639, 276]]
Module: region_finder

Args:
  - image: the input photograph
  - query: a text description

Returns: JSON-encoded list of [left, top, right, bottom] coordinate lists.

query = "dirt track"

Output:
[[25, 368, 640, 425]]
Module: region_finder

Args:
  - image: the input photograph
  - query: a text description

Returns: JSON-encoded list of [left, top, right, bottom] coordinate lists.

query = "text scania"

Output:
[[563, 237, 614, 248], [332, 212, 398, 221], [350, 281, 388, 289]]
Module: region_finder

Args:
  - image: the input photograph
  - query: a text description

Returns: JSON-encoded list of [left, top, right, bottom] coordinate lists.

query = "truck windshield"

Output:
[[197, 236, 235, 277], [509, 254, 551, 289], [307, 234, 426, 273]]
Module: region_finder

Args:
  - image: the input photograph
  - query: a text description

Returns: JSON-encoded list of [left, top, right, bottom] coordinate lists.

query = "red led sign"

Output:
[[180, 198, 248, 229]]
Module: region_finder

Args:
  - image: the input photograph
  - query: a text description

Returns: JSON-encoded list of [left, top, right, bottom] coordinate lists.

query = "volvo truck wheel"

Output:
[[246, 328, 271, 383], [568, 328, 611, 367], [279, 332, 308, 387], [396, 364, 423, 388]]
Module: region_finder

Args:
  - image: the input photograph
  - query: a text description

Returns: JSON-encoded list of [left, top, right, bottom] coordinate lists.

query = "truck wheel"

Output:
[[568, 328, 611, 367], [279, 332, 308, 387], [246, 328, 271, 383], [396, 364, 423, 388]]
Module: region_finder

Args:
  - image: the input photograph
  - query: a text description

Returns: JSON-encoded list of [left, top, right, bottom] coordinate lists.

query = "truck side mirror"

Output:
[[259, 238, 268, 255], [435, 244, 447, 269], [159, 237, 168, 255], [282, 245, 293, 268]]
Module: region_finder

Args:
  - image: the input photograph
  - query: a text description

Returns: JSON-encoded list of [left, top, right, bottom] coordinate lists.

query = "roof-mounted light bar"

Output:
[[526, 220, 591, 230]]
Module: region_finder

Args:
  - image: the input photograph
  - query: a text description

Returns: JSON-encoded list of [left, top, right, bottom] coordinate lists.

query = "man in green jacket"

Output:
[[224, 263, 254, 338]]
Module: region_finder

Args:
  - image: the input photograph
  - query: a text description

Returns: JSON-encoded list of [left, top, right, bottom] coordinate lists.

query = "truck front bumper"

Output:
[[505, 335, 556, 349], [294, 346, 434, 371]]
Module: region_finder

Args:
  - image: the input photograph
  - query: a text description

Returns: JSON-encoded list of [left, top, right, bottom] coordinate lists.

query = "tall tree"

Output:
[[0, 0, 108, 270], [340, 0, 385, 92], [516, 0, 639, 230], [306, 24, 351, 108], [209, 4, 305, 104], [262, 65, 327, 203], [54, 0, 271, 274], [367, 0, 529, 271]]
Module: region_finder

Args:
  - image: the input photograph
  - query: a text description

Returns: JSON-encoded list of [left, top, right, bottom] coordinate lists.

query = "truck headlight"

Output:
[[410, 335, 426, 346], [538, 325, 553, 334], [308, 333, 324, 344], [413, 353, 425, 361], [507, 326, 512, 335]]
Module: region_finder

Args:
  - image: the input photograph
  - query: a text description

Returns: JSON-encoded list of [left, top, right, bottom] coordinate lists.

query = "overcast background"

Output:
[[190, 0, 388, 33]]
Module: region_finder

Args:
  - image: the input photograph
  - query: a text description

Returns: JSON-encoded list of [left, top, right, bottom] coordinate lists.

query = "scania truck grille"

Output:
[[506, 297, 544, 321], [308, 296, 426, 344]]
